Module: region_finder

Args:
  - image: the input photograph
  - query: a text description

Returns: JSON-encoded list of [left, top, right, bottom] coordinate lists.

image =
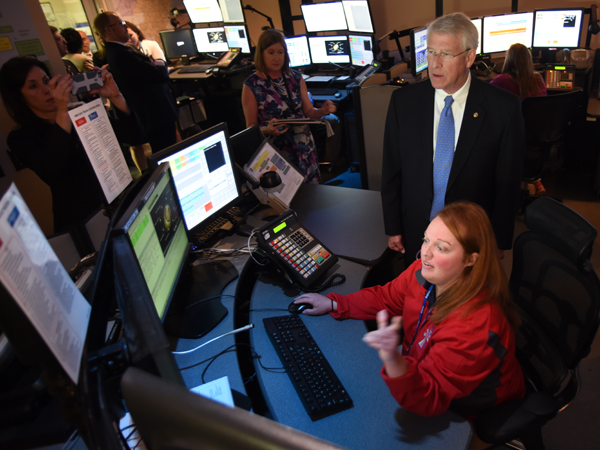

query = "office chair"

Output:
[[475, 197, 600, 450], [520, 90, 582, 207]]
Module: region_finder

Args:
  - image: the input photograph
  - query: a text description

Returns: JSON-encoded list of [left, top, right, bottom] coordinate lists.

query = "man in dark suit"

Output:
[[93, 12, 178, 154], [382, 12, 524, 263]]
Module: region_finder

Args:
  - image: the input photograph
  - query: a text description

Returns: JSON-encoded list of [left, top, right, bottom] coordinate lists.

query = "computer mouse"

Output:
[[288, 301, 313, 314], [334, 91, 342, 98]]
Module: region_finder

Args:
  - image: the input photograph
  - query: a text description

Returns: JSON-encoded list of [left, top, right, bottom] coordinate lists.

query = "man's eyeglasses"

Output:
[[426, 49, 471, 61], [107, 20, 126, 28]]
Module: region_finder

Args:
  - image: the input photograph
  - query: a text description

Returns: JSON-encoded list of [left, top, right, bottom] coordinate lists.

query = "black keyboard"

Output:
[[192, 206, 244, 247], [308, 87, 338, 96], [178, 64, 213, 73], [263, 315, 353, 421]]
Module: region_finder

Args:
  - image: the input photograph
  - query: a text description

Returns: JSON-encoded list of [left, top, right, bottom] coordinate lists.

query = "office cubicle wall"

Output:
[[353, 85, 400, 190]]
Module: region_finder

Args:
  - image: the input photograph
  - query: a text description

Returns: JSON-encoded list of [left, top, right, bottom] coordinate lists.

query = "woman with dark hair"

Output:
[[292, 202, 525, 418], [0, 57, 134, 233], [241, 29, 336, 183], [60, 28, 93, 73], [126, 21, 166, 62]]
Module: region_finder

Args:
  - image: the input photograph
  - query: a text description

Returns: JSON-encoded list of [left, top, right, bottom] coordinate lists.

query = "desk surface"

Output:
[[291, 183, 388, 265], [247, 257, 472, 450]]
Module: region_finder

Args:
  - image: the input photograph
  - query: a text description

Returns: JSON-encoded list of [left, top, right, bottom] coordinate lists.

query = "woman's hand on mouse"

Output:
[[262, 118, 288, 136], [293, 293, 334, 315]]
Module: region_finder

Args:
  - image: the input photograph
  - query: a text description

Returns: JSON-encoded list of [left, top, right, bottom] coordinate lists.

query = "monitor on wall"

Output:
[[308, 35, 350, 65], [301, 2, 348, 33], [471, 17, 482, 55], [193, 27, 229, 54], [285, 35, 312, 68], [410, 26, 428, 77], [219, 0, 245, 23], [349, 34, 373, 66], [184, 0, 224, 24], [533, 9, 584, 49], [342, 0, 374, 34], [159, 28, 198, 60], [482, 11, 534, 54]]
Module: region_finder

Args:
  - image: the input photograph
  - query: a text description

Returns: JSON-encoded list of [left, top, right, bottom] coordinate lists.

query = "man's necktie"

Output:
[[431, 95, 455, 221]]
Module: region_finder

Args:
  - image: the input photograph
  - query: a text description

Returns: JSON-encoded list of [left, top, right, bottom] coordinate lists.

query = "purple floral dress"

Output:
[[243, 69, 320, 183]]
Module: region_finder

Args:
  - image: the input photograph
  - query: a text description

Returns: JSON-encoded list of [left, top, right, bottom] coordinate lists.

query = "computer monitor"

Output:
[[533, 9, 584, 49], [113, 163, 190, 321], [410, 27, 428, 77], [184, 0, 224, 23], [308, 35, 350, 65], [471, 17, 482, 55], [342, 0, 374, 34], [111, 162, 231, 340], [147, 123, 241, 241], [193, 27, 229, 54], [159, 28, 198, 60], [224, 24, 251, 54], [349, 34, 373, 66], [285, 35, 311, 68], [219, 0, 245, 23], [301, 2, 348, 33], [482, 11, 534, 55]]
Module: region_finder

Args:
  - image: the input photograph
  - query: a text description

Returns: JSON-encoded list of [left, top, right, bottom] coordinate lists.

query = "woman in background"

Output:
[[241, 29, 336, 184], [490, 43, 547, 194], [0, 57, 134, 233], [292, 202, 525, 418], [126, 21, 166, 63], [60, 28, 94, 74]]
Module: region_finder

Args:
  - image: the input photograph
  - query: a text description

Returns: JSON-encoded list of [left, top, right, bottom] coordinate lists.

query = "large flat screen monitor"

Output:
[[114, 163, 190, 321], [301, 2, 348, 33], [285, 35, 312, 68], [349, 34, 373, 66], [471, 17, 482, 55], [193, 27, 229, 54], [147, 123, 241, 240], [224, 24, 251, 54], [184, 0, 224, 24], [533, 9, 584, 49], [219, 0, 245, 23], [342, 0, 374, 34], [308, 35, 350, 64], [410, 27, 428, 76], [159, 28, 198, 60], [482, 11, 534, 54]]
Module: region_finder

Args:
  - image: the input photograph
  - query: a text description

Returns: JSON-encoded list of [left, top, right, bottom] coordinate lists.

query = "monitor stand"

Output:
[[163, 260, 238, 339]]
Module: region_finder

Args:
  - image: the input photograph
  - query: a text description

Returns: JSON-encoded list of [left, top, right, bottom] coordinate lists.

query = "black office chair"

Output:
[[475, 197, 600, 449], [520, 90, 582, 207]]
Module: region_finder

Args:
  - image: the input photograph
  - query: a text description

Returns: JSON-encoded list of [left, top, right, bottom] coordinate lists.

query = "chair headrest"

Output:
[[524, 197, 596, 270]]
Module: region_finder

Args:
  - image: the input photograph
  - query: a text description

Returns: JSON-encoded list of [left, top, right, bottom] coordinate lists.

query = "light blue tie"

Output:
[[431, 96, 455, 221]]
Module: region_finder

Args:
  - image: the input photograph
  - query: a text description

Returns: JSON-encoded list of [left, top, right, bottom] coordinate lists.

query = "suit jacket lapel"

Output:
[[420, 82, 435, 179], [447, 78, 486, 189]]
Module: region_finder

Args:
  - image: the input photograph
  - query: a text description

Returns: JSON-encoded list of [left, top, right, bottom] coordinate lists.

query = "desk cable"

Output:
[[172, 324, 255, 355]]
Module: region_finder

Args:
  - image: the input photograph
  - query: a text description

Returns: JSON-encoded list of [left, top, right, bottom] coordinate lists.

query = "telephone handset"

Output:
[[255, 210, 338, 289], [354, 60, 383, 86]]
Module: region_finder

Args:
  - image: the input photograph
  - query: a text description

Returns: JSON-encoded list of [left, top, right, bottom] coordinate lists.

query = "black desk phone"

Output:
[[354, 60, 382, 86], [256, 210, 338, 289]]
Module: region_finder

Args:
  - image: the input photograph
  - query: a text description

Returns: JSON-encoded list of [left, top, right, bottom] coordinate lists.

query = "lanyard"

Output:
[[266, 72, 299, 116], [406, 285, 434, 356]]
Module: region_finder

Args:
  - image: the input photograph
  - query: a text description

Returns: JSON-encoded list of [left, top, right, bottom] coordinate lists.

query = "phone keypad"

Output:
[[269, 232, 332, 279]]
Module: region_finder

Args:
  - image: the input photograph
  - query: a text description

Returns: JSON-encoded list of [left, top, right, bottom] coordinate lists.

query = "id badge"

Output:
[[293, 125, 307, 134]]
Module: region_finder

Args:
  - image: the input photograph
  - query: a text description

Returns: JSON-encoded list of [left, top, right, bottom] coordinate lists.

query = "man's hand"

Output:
[[388, 235, 405, 253]]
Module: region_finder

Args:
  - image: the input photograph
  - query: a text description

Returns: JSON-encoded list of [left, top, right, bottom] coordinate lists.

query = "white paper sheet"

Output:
[[68, 99, 133, 204], [0, 184, 91, 383], [191, 376, 235, 407]]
